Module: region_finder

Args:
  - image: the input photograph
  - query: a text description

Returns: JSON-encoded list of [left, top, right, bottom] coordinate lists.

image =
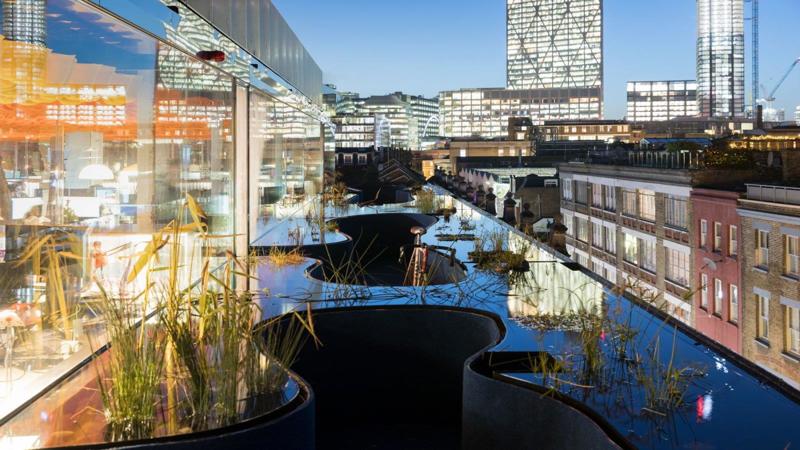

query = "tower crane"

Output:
[[759, 57, 800, 113]]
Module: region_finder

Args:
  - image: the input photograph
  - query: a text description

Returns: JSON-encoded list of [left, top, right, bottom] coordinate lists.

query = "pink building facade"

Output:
[[692, 188, 743, 354]]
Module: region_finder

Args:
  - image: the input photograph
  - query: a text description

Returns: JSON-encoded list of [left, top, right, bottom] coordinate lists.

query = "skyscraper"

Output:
[[440, 0, 603, 138], [696, 0, 745, 118], [506, 0, 603, 93], [2, 0, 46, 46]]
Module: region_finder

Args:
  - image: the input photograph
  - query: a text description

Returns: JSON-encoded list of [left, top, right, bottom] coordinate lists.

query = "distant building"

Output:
[[626, 81, 699, 122], [538, 120, 632, 142], [506, 0, 602, 116], [727, 124, 800, 152], [697, 0, 745, 118], [331, 114, 391, 149], [795, 106, 800, 125], [440, 87, 603, 138], [440, 137, 534, 174], [440, 0, 603, 138], [327, 90, 438, 150]]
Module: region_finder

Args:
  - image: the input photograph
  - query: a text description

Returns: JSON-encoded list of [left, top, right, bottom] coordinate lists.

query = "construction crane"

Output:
[[759, 58, 800, 114]]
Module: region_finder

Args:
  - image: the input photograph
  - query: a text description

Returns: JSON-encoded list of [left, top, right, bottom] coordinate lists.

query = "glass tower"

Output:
[[2, 0, 46, 46], [506, 0, 603, 92], [697, 0, 745, 118]]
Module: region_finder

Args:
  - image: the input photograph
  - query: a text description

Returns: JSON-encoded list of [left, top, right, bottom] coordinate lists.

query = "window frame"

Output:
[[755, 229, 769, 269], [700, 219, 708, 248], [729, 284, 739, 323], [757, 294, 770, 341], [784, 234, 800, 278], [713, 222, 722, 253], [729, 225, 738, 256], [700, 273, 709, 310], [713, 278, 723, 316]]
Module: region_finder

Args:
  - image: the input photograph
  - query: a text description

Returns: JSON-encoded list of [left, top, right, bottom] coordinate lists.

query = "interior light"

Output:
[[78, 163, 115, 181]]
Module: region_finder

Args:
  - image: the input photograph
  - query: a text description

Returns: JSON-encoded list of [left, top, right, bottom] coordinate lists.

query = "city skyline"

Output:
[[274, 0, 800, 120]]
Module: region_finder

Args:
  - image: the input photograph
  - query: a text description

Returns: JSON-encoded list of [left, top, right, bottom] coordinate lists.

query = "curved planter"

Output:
[[282, 305, 632, 450], [40, 379, 315, 450], [463, 355, 629, 450]]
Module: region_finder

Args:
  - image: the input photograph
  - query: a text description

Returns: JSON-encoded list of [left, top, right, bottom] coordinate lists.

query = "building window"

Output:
[[592, 223, 603, 248], [755, 229, 769, 269], [701, 273, 709, 309], [729, 225, 738, 256], [622, 189, 637, 217], [700, 220, 708, 248], [786, 305, 800, 356], [562, 180, 573, 201], [591, 184, 603, 208], [714, 278, 723, 316], [757, 293, 770, 341], [343, 154, 353, 165], [641, 239, 657, 273], [665, 248, 690, 287], [729, 284, 739, 323], [576, 217, 589, 243], [460, 149, 467, 157], [664, 195, 687, 229], [575, 181, 588, 205], [638, 190, 656, 222], [604, 186, 616, 212], [784, 235, 800, 278], [713, 222, 722, 252], [357, 154, 368, 165], [623, 233, 638, 265], [604, 226, 616, 253]]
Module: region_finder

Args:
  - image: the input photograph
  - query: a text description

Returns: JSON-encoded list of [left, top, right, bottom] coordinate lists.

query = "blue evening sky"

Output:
[[274, 0, 800, 120]]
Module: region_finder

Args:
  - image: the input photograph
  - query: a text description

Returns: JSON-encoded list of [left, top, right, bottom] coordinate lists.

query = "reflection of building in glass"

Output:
[[697, 0, 745, 118], [2, 0, 46, 46], [626, 80, 699, 122]]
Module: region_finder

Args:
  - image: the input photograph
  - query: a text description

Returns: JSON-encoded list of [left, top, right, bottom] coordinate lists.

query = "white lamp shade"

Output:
[[78, 163, 114, 181]]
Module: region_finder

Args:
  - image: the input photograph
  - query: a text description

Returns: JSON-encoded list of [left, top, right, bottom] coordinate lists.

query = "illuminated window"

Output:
[[700, 219, 708, 247], [786, 304, 800, 356], [591, 183, 603, 208], [641, 239, 656, 273], [757, 293, 770, 341], [784, 235, 800, 277], [701, 273, 709, 309], [729, 284, 738, 323], [604, 186, 616, 211], [729, 225, 738, 256], [623, 233, 638, 265], [755, 229, 769, 268], [638, 190, 655, 222], [665, 195, 687, 229], [665, 248, 690, 287], [714, 278, 723, 315], [622, 189, 637, 216], [713, 222, 722, 252]]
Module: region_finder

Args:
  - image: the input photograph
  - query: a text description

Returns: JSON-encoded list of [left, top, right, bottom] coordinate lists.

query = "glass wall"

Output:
[[0, 0, 327, 421]]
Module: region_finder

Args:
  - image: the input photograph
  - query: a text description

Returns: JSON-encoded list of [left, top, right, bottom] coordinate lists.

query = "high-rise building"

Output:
[[440, 0, 603, 138], [2, 0, 46, 46], [697, 0, 745, 118], [626, 80, 699, 122], [506, 0, 603, 93], [795, 105, 800, 125]]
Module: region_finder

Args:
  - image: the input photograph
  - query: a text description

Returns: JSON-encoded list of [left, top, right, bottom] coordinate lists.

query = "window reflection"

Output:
[[0, 0, 234, 419]]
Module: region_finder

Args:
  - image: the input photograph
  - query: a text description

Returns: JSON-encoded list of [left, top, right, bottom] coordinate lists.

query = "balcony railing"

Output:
[[747, 184, 800, 206]]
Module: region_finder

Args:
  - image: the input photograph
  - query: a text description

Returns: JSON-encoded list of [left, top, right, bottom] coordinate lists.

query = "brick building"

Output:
[[738, 183, 800, 387], [692, 188, 743, 354], [560, 160, 764, 326]]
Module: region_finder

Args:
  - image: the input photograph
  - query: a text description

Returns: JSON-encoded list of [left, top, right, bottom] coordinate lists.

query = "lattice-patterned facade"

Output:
[[506, 0, 602, 92]]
